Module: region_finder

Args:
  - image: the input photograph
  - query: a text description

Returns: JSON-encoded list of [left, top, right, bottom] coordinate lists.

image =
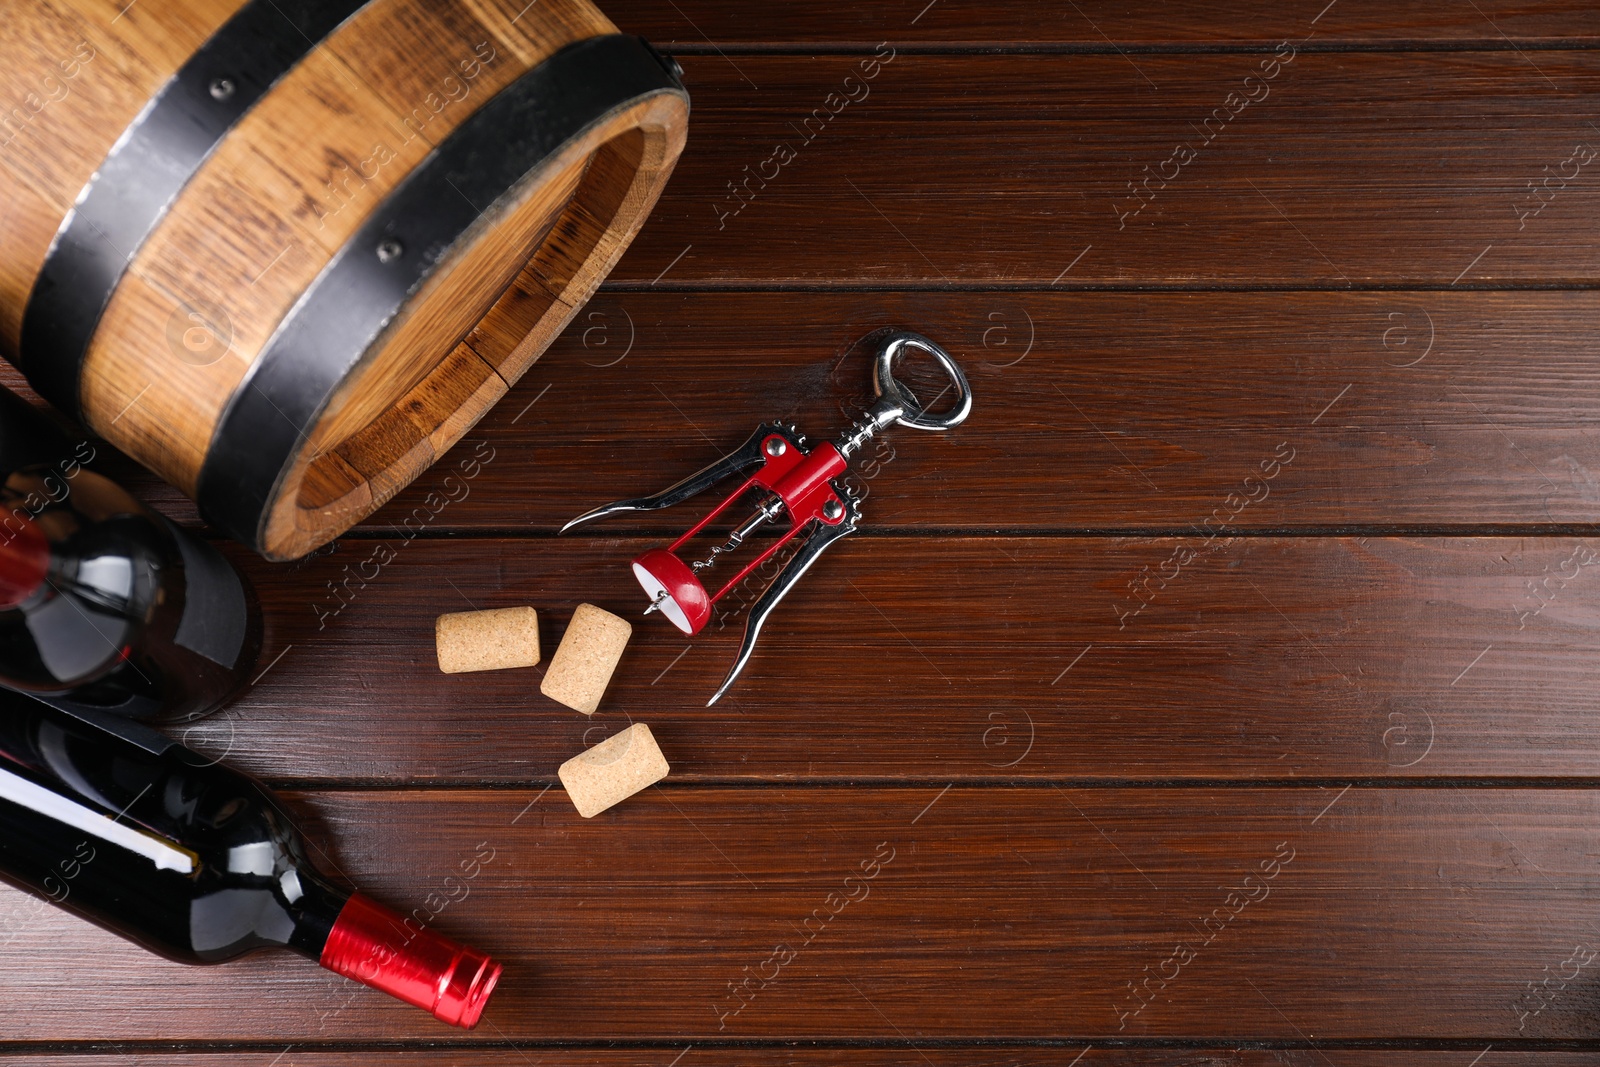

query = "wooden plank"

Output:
[[179, 534, 1600, 783], [1, 786, 1597, 1041], [601, 1, 1600, 48], [74, 290, 1600, 533], [398, 289, 1600, 532], [8, 1053, 1599, 1066], [599, 52, 1600, 287]]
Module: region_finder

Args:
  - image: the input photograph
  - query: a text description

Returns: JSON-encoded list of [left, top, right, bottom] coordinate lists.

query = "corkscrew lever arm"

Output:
[[707, 493, 860, 706], [558, 424, 780, 534]]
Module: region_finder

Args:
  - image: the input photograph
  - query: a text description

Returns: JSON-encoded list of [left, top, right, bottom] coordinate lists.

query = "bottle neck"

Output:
[[0, 510, 50, 609], [312, 887, 502, 1029]]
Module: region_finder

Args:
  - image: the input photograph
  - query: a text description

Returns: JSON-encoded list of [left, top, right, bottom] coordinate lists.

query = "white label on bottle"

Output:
[[0, 765, 195, 874]]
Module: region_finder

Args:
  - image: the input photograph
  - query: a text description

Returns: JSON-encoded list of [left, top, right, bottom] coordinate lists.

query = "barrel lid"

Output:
[[196, 34, 689, 557]]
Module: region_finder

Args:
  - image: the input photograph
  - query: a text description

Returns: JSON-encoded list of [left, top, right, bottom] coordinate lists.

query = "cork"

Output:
[[558, 723, 670, 818], [540, 603, 631, 715], [435, 607, 541, 674]]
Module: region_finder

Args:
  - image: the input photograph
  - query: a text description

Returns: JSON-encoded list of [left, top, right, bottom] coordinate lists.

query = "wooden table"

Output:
[[7, 2, 1600, 1063]]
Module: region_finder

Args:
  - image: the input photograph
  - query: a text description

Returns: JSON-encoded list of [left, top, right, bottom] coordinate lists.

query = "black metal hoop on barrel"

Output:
[[18, 0, 373, 420]]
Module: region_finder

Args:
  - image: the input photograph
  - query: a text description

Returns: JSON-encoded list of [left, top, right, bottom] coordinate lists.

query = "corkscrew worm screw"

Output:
[[561, 330, 973, 704]]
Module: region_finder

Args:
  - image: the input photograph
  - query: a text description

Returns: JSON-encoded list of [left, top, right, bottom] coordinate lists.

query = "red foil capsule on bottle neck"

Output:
[[320, 892, 502, 1028], [0, 514, 49, 610]]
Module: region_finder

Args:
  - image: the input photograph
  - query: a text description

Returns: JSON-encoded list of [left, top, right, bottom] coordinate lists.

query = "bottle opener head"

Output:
[[875, 331, 974, 432], [839, 331, 973, 458]]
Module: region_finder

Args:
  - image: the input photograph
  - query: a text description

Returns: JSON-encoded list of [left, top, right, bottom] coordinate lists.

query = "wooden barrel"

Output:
[[1, 0, 688, 560]]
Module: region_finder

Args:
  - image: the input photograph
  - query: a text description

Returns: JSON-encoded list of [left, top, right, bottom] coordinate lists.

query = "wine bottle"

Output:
[[0, 690, 502, 1027], [0, 386, 261, 721]]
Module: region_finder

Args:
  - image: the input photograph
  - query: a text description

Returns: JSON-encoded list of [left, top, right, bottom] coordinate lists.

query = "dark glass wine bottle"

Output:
[[0, 690, 502, 1027], [0, 386, 261, 721]]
